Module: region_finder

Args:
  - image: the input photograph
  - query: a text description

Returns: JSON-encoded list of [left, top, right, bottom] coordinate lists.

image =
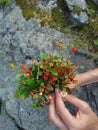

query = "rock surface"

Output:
[[92, 0, 98, 6], [38, 0, 57, 11], [64, 0, 88, 25], [0, 2, 98, 130]]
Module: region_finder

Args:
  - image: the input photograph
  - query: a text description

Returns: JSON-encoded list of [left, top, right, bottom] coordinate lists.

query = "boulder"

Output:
[[64, 0, 88, 25]]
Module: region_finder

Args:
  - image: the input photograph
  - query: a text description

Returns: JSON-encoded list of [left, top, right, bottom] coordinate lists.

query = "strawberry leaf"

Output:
[[40, 52, 48, 60], [49, 68, 58, 75]]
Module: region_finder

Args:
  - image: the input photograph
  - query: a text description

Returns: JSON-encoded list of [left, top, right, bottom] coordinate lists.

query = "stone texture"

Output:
[[0, 115, 18, 130], [64, 0, 88, 25], [38, 0, 57, 11], [71, 12, 88, 24], [64, 0, 87, 11], [92, 0, 98, 6]]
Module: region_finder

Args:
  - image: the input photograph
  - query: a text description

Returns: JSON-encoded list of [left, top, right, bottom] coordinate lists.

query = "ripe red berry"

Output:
[[65, 68, 72, 73], [66, 81, 71, 84], [41, 86, 46, 90], [29, 66, 33, 71], [30, 91, 35, 96], [45, 72, 50, 76], [21, 65, 26, 70], [68, 75, 74, 81], [43, 76, 48, 81], [45, 87, 50, 92], [49, 79, 54, 83], [72, 47, 77, 52], [58, 69, 62, 74], [45, 101, 50, 105], [44, 61, 49, 65], [26, 72, 30, 77]]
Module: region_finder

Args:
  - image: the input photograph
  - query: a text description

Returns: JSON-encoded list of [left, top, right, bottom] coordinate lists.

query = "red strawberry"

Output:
[[26, 72, 30, 77], [45, 87, 50, 92], [45, 72, 50, 76], [58, 69, 62, 74], [30, 91, 35, 96], [44, 61, 49, 65], [65, 68, 72, 73], [29, 66, 33, 71], [72, 47, 77, 52], [43, 76, 48, 81], [41, 86, 46, 90], [49, 79, 54, 83], [45, 101, 50, 105], [21, 65, 26, 70]]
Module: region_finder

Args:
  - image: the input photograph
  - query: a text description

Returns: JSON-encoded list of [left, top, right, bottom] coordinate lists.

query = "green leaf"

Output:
[[14, 87, 28, 98], [53, 56, 61, 62], [40, 52, 48, 60], [27, 78, 35, 86], [49, 68, 58, 75], [32, 64, 39, 78], [94, 39, 98, 47]]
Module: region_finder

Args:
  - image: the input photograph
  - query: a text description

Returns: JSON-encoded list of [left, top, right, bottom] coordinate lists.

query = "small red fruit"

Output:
[[66, 81, 71, 84], [41, 86, 46, 90], [26, 72, 30, 77], [45, 72, 50, 76], [45, 101, 50, 105], [72, 47, 77, 52], [58, 69, 62, 74], [65, 68, 72, 73], [21, 65, 26, 70], [30, 91, 35, 96], [49, 79, 54, 83], [43, 76, 48, 81], [29, 66, 33, 71], [44, 61, 49, 65], [45, 87, 50, 92]]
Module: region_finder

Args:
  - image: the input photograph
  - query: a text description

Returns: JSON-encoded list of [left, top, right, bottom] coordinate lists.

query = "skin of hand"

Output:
[[68, 68, 98, 89], [48, 89, 98, 130]]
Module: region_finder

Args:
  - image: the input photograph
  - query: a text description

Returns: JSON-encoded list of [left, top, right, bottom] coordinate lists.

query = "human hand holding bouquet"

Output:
[[14, 51, 78, 109]]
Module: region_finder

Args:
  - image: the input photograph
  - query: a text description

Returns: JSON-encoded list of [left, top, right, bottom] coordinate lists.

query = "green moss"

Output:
[[16, 0, 68, 28], [73, 6, 86, 14], [0, 0, 12, 8], [51, 7, 68, 29], [86, 0, 98, 11]]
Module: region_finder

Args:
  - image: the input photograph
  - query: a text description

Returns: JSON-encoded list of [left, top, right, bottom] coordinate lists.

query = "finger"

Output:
[[65, 94, 90, 112], [48, 96, 68, 130], [55, 89, 75, 126]]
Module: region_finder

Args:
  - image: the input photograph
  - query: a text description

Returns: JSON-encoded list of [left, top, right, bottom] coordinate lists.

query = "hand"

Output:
[[48, 89, 98, 130]]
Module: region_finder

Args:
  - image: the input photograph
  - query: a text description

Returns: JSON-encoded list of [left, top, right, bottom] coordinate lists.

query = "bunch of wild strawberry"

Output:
[[15, 51, 78, 109]]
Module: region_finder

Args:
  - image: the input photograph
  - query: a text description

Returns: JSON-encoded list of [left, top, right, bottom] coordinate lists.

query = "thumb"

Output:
[[65, 94, 90, 112]]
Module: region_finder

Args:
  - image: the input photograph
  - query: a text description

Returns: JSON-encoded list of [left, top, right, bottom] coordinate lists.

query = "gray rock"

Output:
[[64, 0, 88, 25], [70, 12, 88, 25], [92, 0, 98, 6], [0, 10, 3, 19], [0, 115, 18, 130], [64, 0, 87, 11], [38, 0, 57, 11]]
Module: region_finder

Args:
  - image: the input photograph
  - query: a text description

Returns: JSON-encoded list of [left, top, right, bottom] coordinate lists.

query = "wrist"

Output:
[[95, 118, 98, 130]]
